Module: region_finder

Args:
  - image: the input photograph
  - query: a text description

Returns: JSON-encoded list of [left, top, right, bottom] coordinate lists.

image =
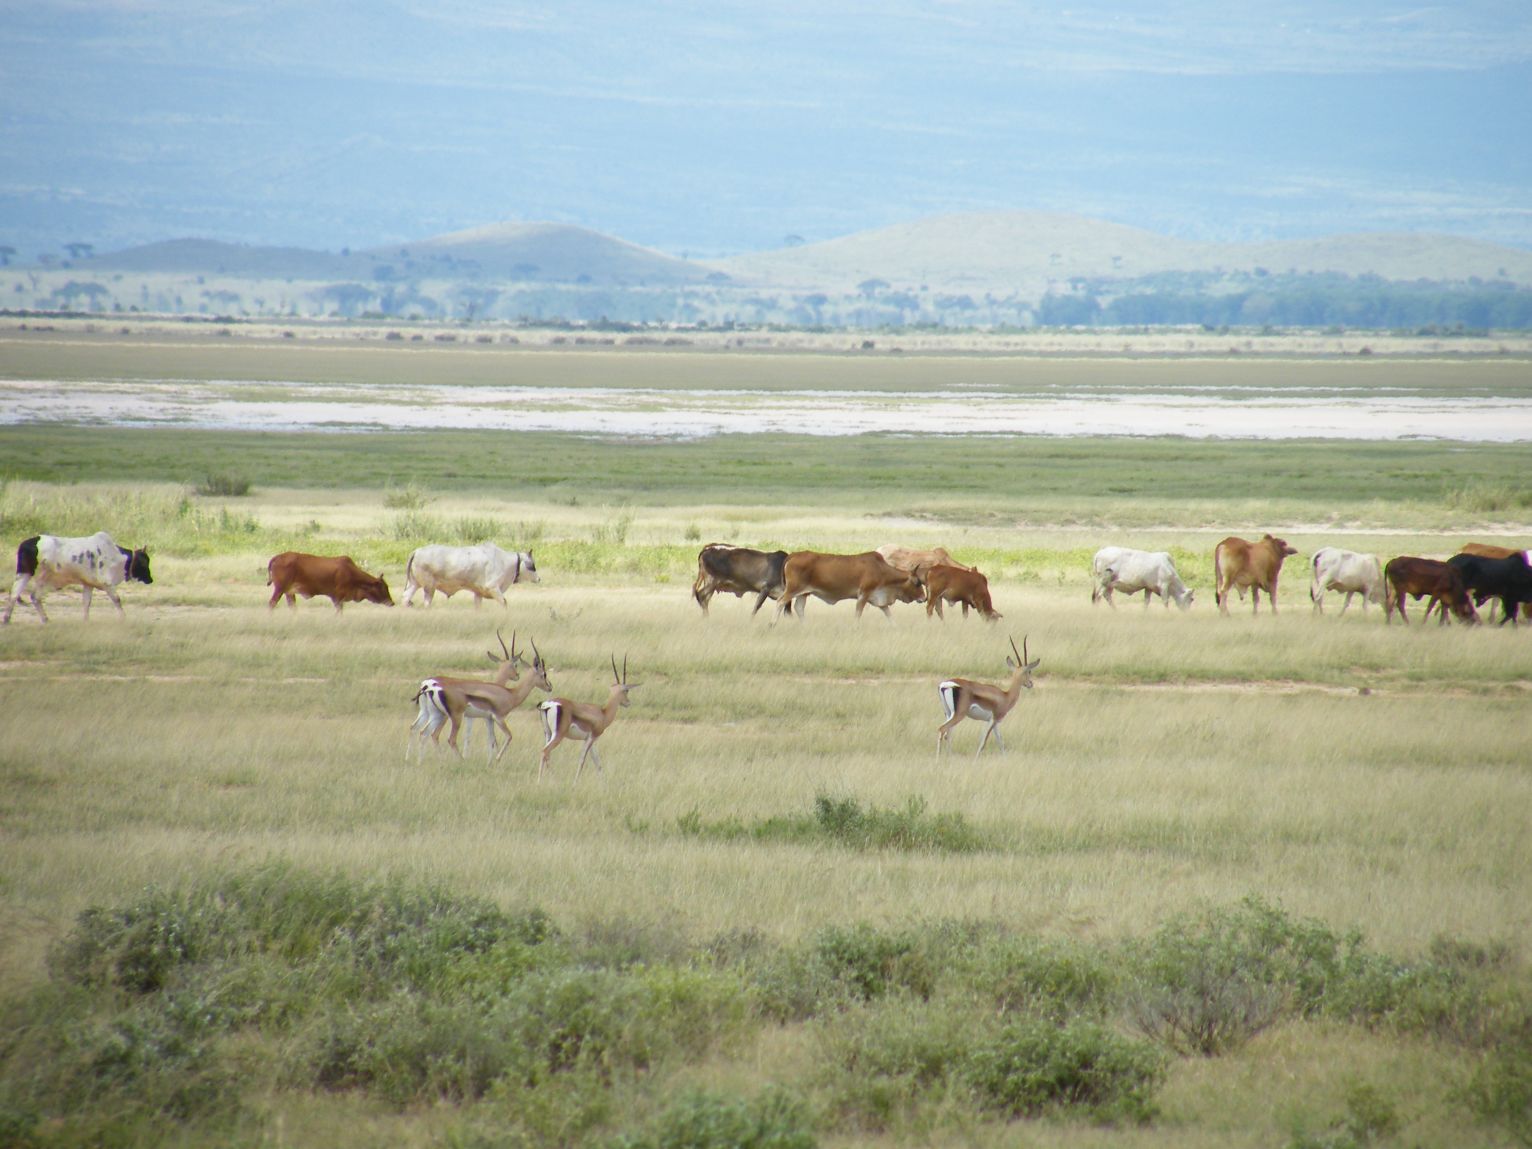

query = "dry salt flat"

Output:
[[3, 377, 1532, 440]]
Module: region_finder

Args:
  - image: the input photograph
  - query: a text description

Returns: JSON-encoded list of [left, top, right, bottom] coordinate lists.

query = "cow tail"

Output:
[[405, 552, 415, 585], [1213, 545, 1223, 608]]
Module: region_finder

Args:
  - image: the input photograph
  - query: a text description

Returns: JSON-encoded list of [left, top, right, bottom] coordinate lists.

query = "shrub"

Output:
[[812, 924, 934, 1003], [193, 471, 251, 497], [963, 1019, 1164, 1124], [968, 934, 1117, 1023], [1459, 1022, 1532, 1146], [383, 481, 434, 510], [610, 1088, 816, 1149]]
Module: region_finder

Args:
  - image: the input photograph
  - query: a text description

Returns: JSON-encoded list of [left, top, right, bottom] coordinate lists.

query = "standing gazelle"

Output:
[[537, 654, 637, 781], [409, 630, 551, 764], [935, 635, 1040, 761]]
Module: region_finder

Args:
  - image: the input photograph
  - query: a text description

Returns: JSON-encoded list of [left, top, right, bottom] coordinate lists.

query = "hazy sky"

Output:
[[3, 2, 1530, 258]]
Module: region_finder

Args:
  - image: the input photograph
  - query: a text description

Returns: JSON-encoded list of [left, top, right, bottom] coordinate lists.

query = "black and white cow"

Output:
[[2, 532, 153, 624]]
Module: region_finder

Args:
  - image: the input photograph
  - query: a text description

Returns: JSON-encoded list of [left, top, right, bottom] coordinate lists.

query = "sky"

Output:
[[2, 1, 1531, 260]]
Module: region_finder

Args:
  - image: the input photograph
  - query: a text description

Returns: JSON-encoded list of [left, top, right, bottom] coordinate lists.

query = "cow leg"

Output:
[[961, 601, 971, 618], [81, 586, 93, 621], [102, 585, 127, 618], [749, 589, 773, 616], [472, 591, 483, 608]]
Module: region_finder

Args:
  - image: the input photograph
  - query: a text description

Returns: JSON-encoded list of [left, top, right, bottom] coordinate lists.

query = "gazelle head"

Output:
[[486, 627, 524, 680], [611, 653, 637, 706], [528, 636, 553, 692], [1004, 635, 1040, 689]]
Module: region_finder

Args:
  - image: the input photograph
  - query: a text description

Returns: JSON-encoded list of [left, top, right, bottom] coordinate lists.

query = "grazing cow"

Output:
[[267, 552, 394, 612], [775, 550, 925, 621], [1091, 547, 1194, 610], [2, 532, 153, 624], [402, 543, 538, 608], [1447, 551, 1532, 627], [1459, 543, 1532, 621], [876, 545, 974, 580], [1213, 534, 1298, 616], [1309, 547, 1386, 615], [691, 544, 789, 615], [1383, 556, 1475, 625], [925, 563, 1002, 621]]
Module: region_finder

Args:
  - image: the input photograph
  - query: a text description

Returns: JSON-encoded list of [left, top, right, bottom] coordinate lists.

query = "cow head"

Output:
[[1264, 535, 1298, 560], [362, 573, 395, 606], [520, 551, 540, 583], [126, 547, 153, 585], [898, 569, 927, 604]]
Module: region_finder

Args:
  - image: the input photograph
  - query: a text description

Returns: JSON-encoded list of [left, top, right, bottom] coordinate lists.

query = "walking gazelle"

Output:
[[537, 654, 637, 781], [935, 635, 1040, 760], [408, 629, 552, 764]]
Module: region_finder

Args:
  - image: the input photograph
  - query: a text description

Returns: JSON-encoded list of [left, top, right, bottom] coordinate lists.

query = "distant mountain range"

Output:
[[12, 212, 1532, 329]]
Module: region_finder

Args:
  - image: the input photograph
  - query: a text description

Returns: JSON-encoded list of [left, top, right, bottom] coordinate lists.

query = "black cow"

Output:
[[692, 544, 789, 616], [1446, 551, 1532, 627]]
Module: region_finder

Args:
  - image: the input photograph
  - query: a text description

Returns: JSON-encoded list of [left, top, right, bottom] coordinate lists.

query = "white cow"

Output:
[[2, 532, 154, 624], [1091, 546, 1194, 610], [1310, 547, 1385, 614], [402, 543, 538, 607]]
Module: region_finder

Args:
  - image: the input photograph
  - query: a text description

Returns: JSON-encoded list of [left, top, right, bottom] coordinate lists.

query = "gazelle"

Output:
[[408, 630, 550, 764], [935, 635, 1040, 761], [537, 654, 637, 781]]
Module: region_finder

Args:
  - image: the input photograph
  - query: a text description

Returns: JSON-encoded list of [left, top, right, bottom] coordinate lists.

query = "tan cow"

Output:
[[876, 545, 974, 581], [775, 551, 925, 621], [925, 563, 1001, 621], [1213, 534, 1298, 615], [267, 552, 394, 612]]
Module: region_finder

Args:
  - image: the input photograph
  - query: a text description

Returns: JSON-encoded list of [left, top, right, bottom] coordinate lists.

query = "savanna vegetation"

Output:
[[1, 344, 1530, 1147]]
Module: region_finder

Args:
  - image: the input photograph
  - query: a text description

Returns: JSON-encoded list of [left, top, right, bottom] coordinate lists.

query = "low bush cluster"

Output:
[[1, 871, 1525, 1148], [677, 792, 994, 855]]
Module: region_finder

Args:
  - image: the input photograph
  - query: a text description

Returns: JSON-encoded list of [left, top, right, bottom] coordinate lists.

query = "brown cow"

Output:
[[267, 552, 394, 612], [1213, 534, 1298, 615], [775, 551, 925, 621], [876, 545, 974, 580], [1383, 556, 1476, 625], [925, 563, 1001, 621]]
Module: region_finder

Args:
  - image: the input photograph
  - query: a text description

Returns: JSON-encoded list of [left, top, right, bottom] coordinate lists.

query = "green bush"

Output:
[[1460, 1024, 1532, 1146], [610, 1088, 816, 1149], [962, 1019, 1165, 1124], [193, 471, 252, 497], [813, 924, 935, 1003], [968, 934, 1117, 1023]]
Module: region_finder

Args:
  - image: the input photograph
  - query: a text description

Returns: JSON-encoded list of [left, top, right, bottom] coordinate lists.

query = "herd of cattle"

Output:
[[694, 535, 1532, 626], [5, 532, 1531, 629]]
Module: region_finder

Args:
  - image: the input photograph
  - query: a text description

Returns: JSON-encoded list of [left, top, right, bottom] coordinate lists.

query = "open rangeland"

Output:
[[0, 333, 1530, 1148]]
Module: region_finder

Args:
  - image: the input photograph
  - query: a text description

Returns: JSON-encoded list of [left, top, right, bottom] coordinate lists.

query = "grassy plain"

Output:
[[0, 335, 1530, 1147]]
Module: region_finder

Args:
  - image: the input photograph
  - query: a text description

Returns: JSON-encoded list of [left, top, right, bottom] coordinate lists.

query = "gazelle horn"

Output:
[[530, 636, 542, 668], [1010, 635, 1022, 664], [612, 653, 621, 683], [622, 654, 629, 683]]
